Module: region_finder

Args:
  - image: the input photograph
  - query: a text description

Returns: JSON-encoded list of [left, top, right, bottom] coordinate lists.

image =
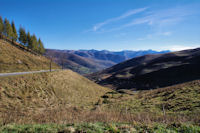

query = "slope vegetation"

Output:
[[89, 48, 200, 90], [0, 70, 110, 114], [0, 70, 199, 126], [98, 80, 200, 114], [0, 39, 59, 73]]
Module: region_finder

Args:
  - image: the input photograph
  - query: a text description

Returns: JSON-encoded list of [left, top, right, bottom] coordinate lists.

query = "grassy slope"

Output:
[[0, 70, 199, 116], [0, 39, 59, 73], [0, 70, 110, 114], [98, 80, 200, 114], [0, 70, 199, 130]]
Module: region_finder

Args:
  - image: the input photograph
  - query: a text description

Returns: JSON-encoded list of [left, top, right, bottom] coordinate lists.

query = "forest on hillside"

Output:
[[0, 16, 45, 54]]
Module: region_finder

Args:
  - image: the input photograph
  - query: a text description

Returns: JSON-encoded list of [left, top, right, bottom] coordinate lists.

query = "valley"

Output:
[[89, 48, 200, 90], [0, 37, 200, 132], [1, 1, 200, 132], [45, 49, 169, 74], [0, 69, 199, 132], [0, 38, 200, 132]]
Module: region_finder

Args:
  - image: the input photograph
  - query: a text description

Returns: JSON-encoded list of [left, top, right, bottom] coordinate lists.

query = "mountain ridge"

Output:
[[45, 49, 169, 74], [88, 47, 200, 90]]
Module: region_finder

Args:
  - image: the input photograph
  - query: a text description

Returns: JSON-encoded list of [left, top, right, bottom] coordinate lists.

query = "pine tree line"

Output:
[[0, 16, 45, 54]]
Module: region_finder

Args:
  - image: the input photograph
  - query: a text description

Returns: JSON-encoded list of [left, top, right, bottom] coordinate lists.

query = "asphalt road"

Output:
[[0, 70, 57, 77]]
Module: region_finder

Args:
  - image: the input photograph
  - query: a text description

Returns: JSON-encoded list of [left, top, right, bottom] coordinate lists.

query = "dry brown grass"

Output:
[[0, 39, 59, 73], [0, 69, 199, 126], [134, 80, 200, 112], [0, 70, 110, 113], [1, 106, 199, 125]]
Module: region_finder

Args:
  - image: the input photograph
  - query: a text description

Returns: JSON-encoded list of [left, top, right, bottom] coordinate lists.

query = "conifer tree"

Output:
[[0, 16, 3, 35], [27, 31, 32, 48], [38, 38, 45, 54], [0, 17, 45, 54], [19, 27, 27, 45], [3, 18, 13, 38], [30, 34, 38, 51], [11, 21, 18, 41]]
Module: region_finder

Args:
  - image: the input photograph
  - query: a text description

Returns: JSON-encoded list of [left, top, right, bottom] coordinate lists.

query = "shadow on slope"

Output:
[[89, 48, 200, 90]]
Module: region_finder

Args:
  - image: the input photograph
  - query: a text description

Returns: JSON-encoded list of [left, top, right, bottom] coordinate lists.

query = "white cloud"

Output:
[[121, 5, 195, 29], [91, 7, 148, 32], [86, 4, 199, 34]]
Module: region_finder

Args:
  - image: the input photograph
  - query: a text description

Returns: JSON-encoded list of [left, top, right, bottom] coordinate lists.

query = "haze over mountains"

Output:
[[45, 49, 169, 74], [89, 47, 200, 90]]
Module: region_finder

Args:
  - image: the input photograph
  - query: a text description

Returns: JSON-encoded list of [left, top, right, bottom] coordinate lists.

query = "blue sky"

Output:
[[0, 0, 200, 51]]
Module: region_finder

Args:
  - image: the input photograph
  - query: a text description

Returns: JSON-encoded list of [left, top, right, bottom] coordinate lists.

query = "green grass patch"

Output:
[[0, 123, 199, 133]]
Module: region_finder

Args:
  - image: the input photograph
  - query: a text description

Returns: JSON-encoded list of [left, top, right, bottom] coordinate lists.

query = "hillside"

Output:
[[97, 80, 200, 114], [0, 39, 59, 73], [89, 48, 200, 90], [45, 49, 169, 74], [0, 70, 110, 117], [0, 71, 199, 128]]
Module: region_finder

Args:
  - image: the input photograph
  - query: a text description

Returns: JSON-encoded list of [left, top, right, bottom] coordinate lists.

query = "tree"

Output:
[[18, 27, 27, 45], [11, 21, 18, 41], [3, 18, 13, 38], [27, 31, 32, 48], [30, 34, 38, 51], [38, 38, 45, 54], [0, 16, 3, 35]]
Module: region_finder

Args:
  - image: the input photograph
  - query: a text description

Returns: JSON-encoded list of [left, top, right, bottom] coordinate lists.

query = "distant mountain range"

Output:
[[88, 47, 200, 90], [45, 49, 170, 74]]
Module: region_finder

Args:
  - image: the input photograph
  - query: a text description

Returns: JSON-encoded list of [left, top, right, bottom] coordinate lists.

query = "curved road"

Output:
[[0, 70, 58, 77]]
